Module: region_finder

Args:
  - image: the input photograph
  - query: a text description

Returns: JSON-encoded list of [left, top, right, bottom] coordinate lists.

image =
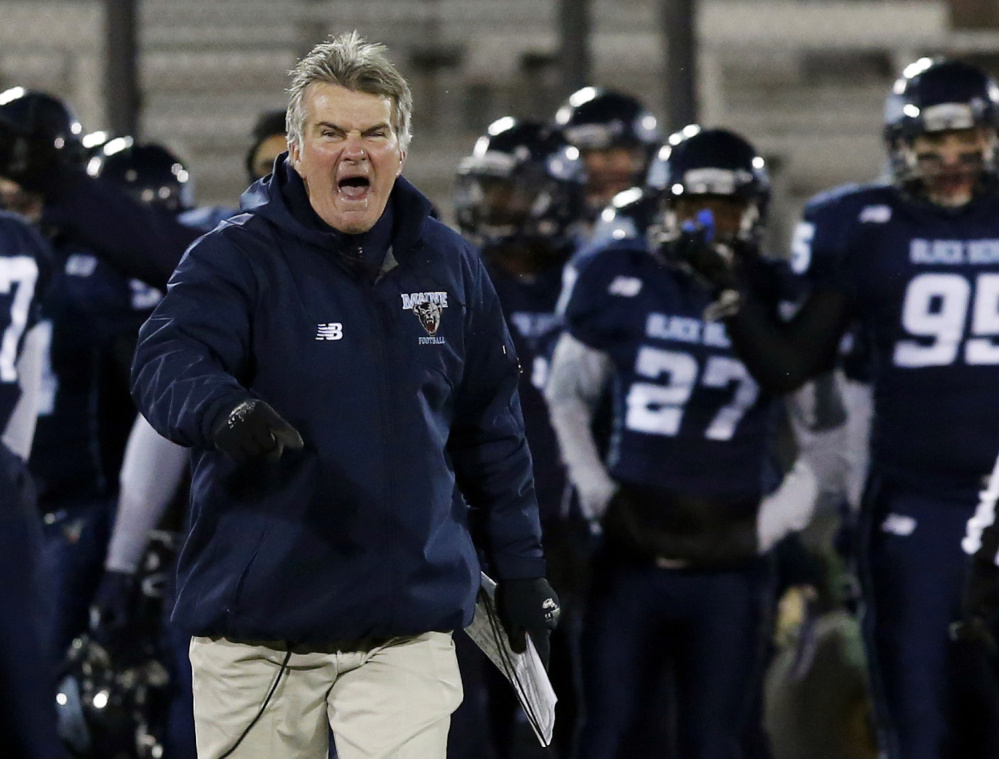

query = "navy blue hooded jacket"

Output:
[[131, 163, 545, 644]]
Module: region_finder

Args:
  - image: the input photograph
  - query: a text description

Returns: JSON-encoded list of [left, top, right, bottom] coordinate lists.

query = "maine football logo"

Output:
[[401, 291, 448, 343]]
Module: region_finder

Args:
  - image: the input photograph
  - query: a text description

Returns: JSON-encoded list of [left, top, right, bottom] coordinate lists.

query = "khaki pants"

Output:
[[189, 631, 462, 759]]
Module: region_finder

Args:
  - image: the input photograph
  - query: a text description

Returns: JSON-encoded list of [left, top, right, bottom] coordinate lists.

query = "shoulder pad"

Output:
[[803, 181, 894, 224]]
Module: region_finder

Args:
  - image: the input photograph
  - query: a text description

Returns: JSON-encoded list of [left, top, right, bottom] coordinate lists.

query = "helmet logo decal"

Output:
[[679, 167, 752, 196], [922, 102, 976, 132]]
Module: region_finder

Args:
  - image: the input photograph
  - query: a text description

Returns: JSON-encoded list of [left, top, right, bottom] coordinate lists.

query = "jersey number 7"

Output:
[[0, 255, 39, 383]]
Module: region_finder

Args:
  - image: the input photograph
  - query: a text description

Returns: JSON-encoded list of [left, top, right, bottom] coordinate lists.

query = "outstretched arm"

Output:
[[42, 171, 202, 289], [723, 287, 854, 394]]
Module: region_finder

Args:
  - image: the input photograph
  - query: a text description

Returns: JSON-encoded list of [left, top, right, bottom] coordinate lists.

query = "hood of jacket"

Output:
[[240, 153, 433, 264]]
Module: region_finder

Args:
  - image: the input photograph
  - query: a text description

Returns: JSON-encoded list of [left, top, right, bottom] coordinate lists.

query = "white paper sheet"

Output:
[[464, 572, 558, 747]]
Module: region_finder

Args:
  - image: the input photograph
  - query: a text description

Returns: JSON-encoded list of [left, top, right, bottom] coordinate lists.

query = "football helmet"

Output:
[[648, 125, 770, 249], [58, 530, 180, 758], [0, 87, 86, 165], [87, 137, 193, 213], [455, 117, 585, 251], [554, 87, 660, 153], [554, 87, 661, 208], [55, 635, 170, 759], [884, 58, 999, 203]]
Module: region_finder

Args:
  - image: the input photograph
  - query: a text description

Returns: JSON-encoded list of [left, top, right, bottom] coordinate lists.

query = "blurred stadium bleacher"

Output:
[[0, 0, 997, 248]]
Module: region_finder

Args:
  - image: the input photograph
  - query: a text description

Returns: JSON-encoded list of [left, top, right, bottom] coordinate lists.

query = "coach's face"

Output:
[[290, 82, 406, 234]]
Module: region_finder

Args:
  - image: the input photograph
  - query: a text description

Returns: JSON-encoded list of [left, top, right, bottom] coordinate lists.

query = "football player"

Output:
[[451, 117, 586, 759], [553, 87, 661, 222], [685, 58, 999, 759], [546, 126, 821, 759], [0, 209, 66, 758], [245, 108, 288, 183], [0, 88, 202, 291], [0, 90, 187, 673], [585, 140, 670, 249]]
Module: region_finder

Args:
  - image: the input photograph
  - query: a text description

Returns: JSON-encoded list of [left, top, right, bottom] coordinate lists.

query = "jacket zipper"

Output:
[[365, 273, 399, 631]]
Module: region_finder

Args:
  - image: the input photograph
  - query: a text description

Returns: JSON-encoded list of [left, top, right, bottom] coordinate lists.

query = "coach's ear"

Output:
[[288, 140, 303, 174]]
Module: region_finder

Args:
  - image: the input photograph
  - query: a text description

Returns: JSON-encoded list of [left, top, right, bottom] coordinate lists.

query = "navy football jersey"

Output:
[[792, 182, 876, 383], [0, 211, 50, 437], [562, 240, 786, 499], [485, 259, 567, 522], [799, 183, 999, 495], [29, 241, 161, 500]]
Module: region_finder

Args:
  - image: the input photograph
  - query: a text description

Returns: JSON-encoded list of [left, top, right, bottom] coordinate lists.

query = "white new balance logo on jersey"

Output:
[[881, 513, 917, 536], [315, 323, 343, 341], [608, 276, 642, 297], [859, 205, 892, 224]]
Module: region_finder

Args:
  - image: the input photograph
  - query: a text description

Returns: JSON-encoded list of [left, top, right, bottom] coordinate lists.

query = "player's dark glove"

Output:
[[496, 577, 561, 669], [951, 559, 999, 654], [89, 569, 138, 656], [658, 209, 734, 290], [0, 117, 66, 194], [211, 398, 304, 463]]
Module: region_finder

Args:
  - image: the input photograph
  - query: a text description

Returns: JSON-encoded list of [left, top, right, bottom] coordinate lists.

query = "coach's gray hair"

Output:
[[286, 31, 413, 152]]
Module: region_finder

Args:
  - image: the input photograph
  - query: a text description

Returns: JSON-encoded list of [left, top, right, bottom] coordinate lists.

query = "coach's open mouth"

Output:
[[338, 175, 371, 201]]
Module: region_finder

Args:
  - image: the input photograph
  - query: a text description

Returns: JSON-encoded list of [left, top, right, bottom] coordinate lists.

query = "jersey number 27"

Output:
[[625, 346, 759, 440]]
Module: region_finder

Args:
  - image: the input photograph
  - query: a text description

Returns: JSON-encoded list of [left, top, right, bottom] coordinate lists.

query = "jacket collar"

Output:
[[242, 152, 433, 262]]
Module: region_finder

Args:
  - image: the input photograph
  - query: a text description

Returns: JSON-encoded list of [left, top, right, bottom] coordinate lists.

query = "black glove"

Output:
[[659, 210, 739, 295], [951, 559, 999, 654], [89, 569, 138, 655], [211, 398, 304, 463], [496, 577, 560, 668]]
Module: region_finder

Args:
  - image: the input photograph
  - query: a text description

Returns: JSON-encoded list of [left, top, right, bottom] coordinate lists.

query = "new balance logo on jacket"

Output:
[[316, 323, 343, 340]]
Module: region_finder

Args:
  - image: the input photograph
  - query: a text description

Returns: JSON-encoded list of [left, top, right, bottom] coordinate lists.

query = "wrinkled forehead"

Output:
[[304, 83, 396, 129]]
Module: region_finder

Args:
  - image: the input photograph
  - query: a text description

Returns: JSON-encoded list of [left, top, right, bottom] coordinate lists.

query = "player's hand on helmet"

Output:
[[496, 577, 561, 669], [0, 116, 64, 193], [211, 398, 304, 464], [951, 559, 999, 654], [89, 569, 139, 655]]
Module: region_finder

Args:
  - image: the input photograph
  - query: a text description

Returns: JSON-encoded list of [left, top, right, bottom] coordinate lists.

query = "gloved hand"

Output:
[[659, 209, 737, 293], [951, 559, 999, 653], [89, 569, 138, 655], [0, 117, 66, 193], [211, 398, 304, 463], [756, 460, 819, 553], [496, 577, 561, 668]]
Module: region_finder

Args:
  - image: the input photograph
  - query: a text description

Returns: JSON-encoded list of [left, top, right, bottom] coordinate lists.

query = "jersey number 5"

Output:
[[894, 272, 999, 367]]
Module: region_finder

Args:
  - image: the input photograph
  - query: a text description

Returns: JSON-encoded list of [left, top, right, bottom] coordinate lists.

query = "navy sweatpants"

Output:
[[38, 495, 115, 668], [859, 482, 993, 759], [578, 546, 775, 759]]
